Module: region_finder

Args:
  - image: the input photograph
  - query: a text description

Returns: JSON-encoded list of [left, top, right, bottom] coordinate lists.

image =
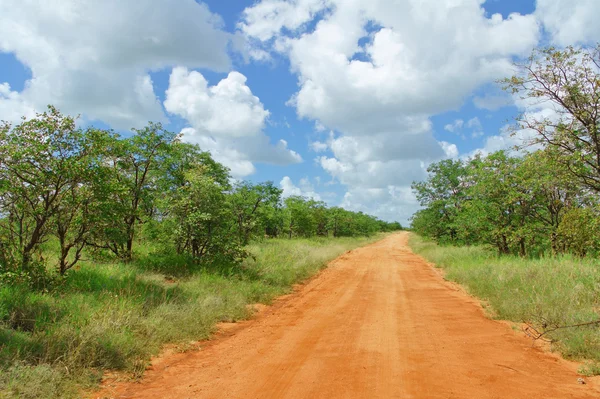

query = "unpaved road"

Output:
[[97, 233, 599, 398]]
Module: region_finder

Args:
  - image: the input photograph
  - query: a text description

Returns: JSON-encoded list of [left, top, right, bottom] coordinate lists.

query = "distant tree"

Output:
[[283, 196, 318, 238], [229, 181, 282, 244], [411, 159, 469, 243], [167, 166, 245, 264]]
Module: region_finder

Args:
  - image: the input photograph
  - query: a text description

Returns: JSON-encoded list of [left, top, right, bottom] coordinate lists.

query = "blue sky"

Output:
[[1, 0, 598, 224]]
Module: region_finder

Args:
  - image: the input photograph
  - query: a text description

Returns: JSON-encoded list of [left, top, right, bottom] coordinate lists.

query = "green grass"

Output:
[[409, 234, 600, 374], [0, 235, 380, 399]]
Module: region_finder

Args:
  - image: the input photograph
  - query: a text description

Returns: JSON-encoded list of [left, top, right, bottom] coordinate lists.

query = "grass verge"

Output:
[[408, 234, 600, 375], [0, 235, 380, 399]]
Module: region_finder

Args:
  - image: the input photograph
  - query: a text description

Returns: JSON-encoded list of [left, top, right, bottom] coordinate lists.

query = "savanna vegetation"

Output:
[[411, 44, 600, 373], [0, 107, 401, 398]]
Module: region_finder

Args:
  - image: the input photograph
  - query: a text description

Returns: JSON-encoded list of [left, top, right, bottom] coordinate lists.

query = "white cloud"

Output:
[[245, 1, 539, 137], [280, 176, 322, 200], [0, 83, 36, 124], [467, 117, 484, 138], [444, 119, 464, 133], [468, 106, 554, 158], [309, 140, 329, 152], [0, 0, 231, 128], [444, 117, 483, 139], [439, 141, 459, 159], [241, 0, 540, 221], [318, 155, 428, 189], [314, 121, 327, 132], [239, 0, 333, 42], [467, 117, 482, 130], [165, 67, 269, 138], [536, 0, 600, 46], [473, 93, 513, 111], [341, 185, 418, 226], [165, 68, 302, 177]]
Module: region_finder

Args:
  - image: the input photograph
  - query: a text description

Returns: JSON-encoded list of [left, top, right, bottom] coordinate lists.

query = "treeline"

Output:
[[0, 107, 401, 283], [411, 150, 597, 257], [412, 44, 600, 258]]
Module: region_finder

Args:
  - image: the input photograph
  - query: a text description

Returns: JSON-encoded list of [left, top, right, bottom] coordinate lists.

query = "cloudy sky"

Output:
[[1, 0, 599, 224]]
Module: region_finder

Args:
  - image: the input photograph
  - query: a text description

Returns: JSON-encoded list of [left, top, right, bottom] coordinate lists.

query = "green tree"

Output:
[[0, 107, 97, 275], [503, 44, 600, 191], [283, 196, 317, 238], [556, 207, 600, 257], [229, 181, 282, 244], [459, 152, 539, 256], [168, 166, 245, 264], [520, 149, 586, 255], [411, 159, 468, 243], [89, 123, 176, 260]]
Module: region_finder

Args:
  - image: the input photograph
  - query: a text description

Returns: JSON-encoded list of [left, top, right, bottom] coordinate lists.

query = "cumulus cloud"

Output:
[[467, 117, 484, 138], [165, 67, 269, 138], [439, 141, 459, 159], [165, 68, 302, 177], [0, 0, 231, 128], [468, 96, 559, 158], [244, 0, 539, 135], [536, 0, 600, 46], [444, 117, 483, 139], [240, 0, 540, 222], [473, 93, 513, 111], [341, 185, 418, 226], [239, 0, 332, 42], [444, 119, 464, 133], [309, 140, 329, 152], [280, 176, 322, 200], [0, 83, 35, 124]]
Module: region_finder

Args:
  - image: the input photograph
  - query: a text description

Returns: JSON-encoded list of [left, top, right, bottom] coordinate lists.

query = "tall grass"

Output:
[[0, 235, 379, 399], [409, 234, 600, 375]]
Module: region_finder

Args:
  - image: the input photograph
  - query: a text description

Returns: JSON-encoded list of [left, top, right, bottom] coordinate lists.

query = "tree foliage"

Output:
[[411, 149, 598, 257], [413, 44, 600, 259], [0, 107, 402, 284], [503, 44, 600, 191]]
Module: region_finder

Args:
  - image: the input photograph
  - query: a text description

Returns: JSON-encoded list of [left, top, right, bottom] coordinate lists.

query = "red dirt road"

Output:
[[96, 233, 600, 398]]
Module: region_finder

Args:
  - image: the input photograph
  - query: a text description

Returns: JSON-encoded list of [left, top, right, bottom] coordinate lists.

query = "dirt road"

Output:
[[97, 233, 599, 398]]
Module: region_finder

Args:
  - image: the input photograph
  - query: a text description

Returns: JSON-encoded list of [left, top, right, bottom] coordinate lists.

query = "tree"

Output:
[[411, 159, 469, 243], [0, 107, 96, 275], [458, 152, 538, 256], [283, 196, 317, 238], [556, 207, 600, 257], [519, 149, 586, 255], [163, 141, 230, 191], [167, 166, 245, 264], [89, 123, 176, 260], [411, 147, 597, 257], [229, 181, 282, 244], [503, 44, 600, 191]]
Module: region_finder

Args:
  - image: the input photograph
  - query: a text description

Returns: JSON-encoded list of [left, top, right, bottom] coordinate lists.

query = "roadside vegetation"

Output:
[[409, 235, 600, 375], [0, 107, 400, 398], [411, 44, 600, 374], [0, 236, 380, 398]]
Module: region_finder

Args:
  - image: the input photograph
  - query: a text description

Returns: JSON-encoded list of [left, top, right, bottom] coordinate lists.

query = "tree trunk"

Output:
[[519, 238, 526, 257], [550, 232, 558, 256], [497, 235, 510, 255]]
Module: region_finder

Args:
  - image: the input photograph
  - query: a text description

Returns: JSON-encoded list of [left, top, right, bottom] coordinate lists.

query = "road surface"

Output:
[[96, 233, 599, 398]]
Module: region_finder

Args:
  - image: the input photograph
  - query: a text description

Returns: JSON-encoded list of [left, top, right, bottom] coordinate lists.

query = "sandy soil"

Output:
[[94, 233, 600, 398]]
